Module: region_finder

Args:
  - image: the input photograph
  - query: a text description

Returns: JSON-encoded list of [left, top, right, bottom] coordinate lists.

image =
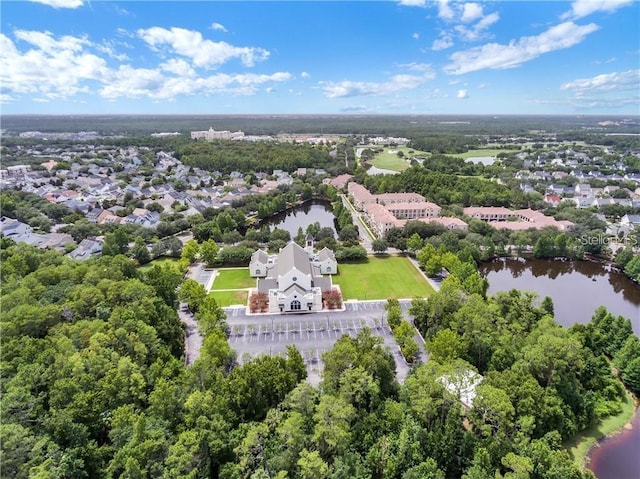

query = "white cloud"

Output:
[[398, 62, 435, 74], [0, 93, 17, 103], [1, 31, 108, 99], [340, 105, 371, 113], [14, 29, 88, 53], [114, 6, 131, 16], [437, 0, 455, 20], [301, 71, 310, 78], [96, 40, 129, 61], [560, 69, 640, 95], [412, 32, 420, 40], [321, 73, 432, 98], [100, 69, 291, 100], [137, 26, 269, 68], [397, 0, 427, 6], [100, 66, 165, 99], [455, 11, 499, 41], [562, 0, 633, 20], [457, 89, 468, 99], [160, 58, 197, 77], [432, 33, 453, 51], [461, 3, 484, 23], [211, 22, 228, 33], [1, 29, 292, 103], [29, 0, 83, 8], [534, 96, 639, 110], [445, 21, 599, 75]]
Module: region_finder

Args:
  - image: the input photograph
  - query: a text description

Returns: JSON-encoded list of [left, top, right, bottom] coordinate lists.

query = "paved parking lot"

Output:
[[224, 300, 423, 386], [187, 263, 216, 291]]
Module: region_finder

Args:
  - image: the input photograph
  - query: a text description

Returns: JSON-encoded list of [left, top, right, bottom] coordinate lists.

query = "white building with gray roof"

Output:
[[249, 240, 337, 313]]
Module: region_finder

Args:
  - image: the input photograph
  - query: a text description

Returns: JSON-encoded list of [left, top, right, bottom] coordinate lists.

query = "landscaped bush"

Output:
[[322, 288, 343, 309], [393, 320, 419, 363], [249, 291, 269, 313]]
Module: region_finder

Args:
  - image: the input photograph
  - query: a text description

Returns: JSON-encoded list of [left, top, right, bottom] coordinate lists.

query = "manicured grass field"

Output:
[[565, 389, 636, 468], [369, 146, 430, 172], [210, 290, 248, 307], [211, 268, 255, 289], [334, 256, 435, 300], [452, 148, 519, 160]]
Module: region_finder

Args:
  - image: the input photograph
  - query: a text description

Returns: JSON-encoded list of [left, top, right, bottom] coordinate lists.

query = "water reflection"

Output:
[[479, 258, 640, 334], [259, 200, 337, 236], [589, 407, 640, 479]]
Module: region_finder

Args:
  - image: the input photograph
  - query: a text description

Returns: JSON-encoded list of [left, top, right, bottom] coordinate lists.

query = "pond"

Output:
[[588, 407, 640, 479], [479, 258, 640, 334], [479, 257, 640, 479], [260, 200, 337, 237]]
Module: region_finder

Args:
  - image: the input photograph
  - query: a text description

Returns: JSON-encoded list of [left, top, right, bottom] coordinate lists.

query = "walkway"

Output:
[[340, 193, 375, 251]]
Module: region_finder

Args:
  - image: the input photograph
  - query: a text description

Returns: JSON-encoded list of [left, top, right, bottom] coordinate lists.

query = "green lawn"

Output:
[[452, 148, 519, 160], [211, 268, 255, 289], [334, 256, 435, 300], [369, 146, 430, 172], [564, 390, 637, 469], [210, 290, 248, 307], [138, 257, 182, 272]]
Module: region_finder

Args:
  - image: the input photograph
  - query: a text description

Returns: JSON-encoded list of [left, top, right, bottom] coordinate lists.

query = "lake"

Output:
[[588, 407, 640, 479], [479, 258, 640, 334], [479, 257, 640, 479], [260, 200, 337, 236]]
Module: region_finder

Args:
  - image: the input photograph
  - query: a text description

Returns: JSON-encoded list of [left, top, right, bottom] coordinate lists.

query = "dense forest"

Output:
[[2, 114, 639, 138], [2, 239, 637, 479], [360, 165, 522, 207], [175, 141, 341, 176]]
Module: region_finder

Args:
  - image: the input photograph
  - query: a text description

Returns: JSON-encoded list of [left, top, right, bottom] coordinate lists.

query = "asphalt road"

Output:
[[178, 302, 202, 366]]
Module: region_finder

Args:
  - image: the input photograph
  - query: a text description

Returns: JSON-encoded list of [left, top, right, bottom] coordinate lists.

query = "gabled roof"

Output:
[[282, 284, 310, 297], [251, 249, 269, 263], [276, 242, 313, 278], [317, 247, 336, 262]]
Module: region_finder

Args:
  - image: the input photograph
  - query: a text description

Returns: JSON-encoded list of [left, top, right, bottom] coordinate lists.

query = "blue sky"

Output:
[[1, 0, 638, 115]]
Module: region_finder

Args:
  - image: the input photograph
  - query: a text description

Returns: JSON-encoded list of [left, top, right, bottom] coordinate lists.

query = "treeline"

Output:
[[5, 114, 633, 136], [410, 282, 629, 439], [176, 140, 339, 175], [360, 165, 522, 207], [3, 240, 630, 478], [581, 306, 640, 394], [614, 247, 640, 283], [409, 135, 479, 154]]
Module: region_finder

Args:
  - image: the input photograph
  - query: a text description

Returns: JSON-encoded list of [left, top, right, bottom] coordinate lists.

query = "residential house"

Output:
[[0, 216, 32, 238], [621, 214, 640, 227], [324, 174, 353, 190], [68, 238, 103, 261]]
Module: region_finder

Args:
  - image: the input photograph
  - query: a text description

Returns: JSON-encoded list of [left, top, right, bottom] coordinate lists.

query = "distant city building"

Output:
[[190, 127, 245, 141], [151, 132, 181, 137]]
